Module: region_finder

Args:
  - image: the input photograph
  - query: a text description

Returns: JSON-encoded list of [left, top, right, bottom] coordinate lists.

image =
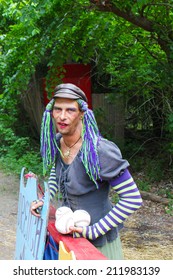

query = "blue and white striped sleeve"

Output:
[[75, 169, 142, 240], [48, 164, 59, 201]]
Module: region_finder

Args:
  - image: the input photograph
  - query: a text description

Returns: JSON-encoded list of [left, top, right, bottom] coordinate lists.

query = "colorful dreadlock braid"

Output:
[[40, 99, 61, 175], [77, 99, 102, 188]]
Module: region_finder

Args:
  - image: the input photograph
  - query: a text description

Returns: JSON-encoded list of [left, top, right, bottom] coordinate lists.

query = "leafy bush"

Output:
[[0, 121, 43, 177], [0, 101, 43, 177], [0, 150, 43, 177], [135, 180, 151, 192], [0, 125, 17, 154], [166, 113, 173, 155], [10, 137, 31, 159]]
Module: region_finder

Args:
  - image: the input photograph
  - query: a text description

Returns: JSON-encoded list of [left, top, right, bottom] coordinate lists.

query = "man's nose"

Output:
[[60, 110, 66, 119]]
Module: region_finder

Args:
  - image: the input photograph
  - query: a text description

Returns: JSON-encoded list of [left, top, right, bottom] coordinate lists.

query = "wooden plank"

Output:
[[92, 93, 125, 144], [47, 219, 108, 260]]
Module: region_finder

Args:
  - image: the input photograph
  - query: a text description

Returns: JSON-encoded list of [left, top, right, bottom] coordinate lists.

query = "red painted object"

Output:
[[48, 205, 108, 260], [43, 64, 92, 108]]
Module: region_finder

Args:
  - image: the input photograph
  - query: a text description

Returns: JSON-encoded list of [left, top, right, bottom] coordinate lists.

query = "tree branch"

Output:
[[90, 1, 173, 62], [140, 190, 170, 205], [90, 0, 155, 32], [135, 36, 164, 63]]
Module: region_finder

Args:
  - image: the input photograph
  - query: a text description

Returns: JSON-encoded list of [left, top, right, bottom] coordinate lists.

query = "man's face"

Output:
[[52, 98, 83, 135]]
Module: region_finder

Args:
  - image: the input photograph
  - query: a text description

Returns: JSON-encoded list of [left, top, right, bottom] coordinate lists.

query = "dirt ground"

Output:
[[0, 170, 172, 260]]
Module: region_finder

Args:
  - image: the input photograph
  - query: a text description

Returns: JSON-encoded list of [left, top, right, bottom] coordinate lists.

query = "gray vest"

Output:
[[55, 147, 119, 247]]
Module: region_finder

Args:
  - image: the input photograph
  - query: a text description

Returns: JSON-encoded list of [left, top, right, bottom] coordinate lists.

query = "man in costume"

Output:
[[31, 83, 142, 259]]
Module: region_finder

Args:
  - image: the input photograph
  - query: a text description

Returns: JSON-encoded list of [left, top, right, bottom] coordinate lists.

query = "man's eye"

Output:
[[53, 107, 61, 112], [68, 108, 76, 112]]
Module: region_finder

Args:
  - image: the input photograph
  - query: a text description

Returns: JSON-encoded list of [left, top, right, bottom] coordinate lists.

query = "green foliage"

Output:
[[0, 95, 18, 153], [0, 126, 16, 154], [135, 180, 151, 192], [1, 0, 172, 97], [158, 188, 173, 200], [0, 123, 42, 176], [0, 96, 43, 177], [165, 113, 173, 154], [165, 201, 173, 216], [0, 151, 42, 176]]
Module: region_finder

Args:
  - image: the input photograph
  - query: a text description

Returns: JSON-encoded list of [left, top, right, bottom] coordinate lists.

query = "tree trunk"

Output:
[[22, 73, 45, 138]]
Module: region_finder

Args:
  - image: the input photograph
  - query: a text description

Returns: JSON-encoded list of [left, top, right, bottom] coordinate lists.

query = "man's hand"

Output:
[[69, 226, 83, 234], [30, 200, 44, 217]]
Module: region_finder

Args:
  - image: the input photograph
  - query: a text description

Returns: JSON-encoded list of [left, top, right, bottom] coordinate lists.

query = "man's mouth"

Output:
[[58, 122, 68, 129]]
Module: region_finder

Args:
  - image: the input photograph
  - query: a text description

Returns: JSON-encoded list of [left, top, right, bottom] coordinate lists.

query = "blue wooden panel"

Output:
[[15, 168, 50, 260]]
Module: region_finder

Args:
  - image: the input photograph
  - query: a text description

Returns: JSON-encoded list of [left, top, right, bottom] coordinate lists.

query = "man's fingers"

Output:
[[30, 200, 43, 217], [69, 226, 83, 233]]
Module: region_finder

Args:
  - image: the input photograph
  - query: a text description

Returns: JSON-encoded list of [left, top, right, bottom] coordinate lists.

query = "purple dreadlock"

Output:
[[77, 99, 101, 188]]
